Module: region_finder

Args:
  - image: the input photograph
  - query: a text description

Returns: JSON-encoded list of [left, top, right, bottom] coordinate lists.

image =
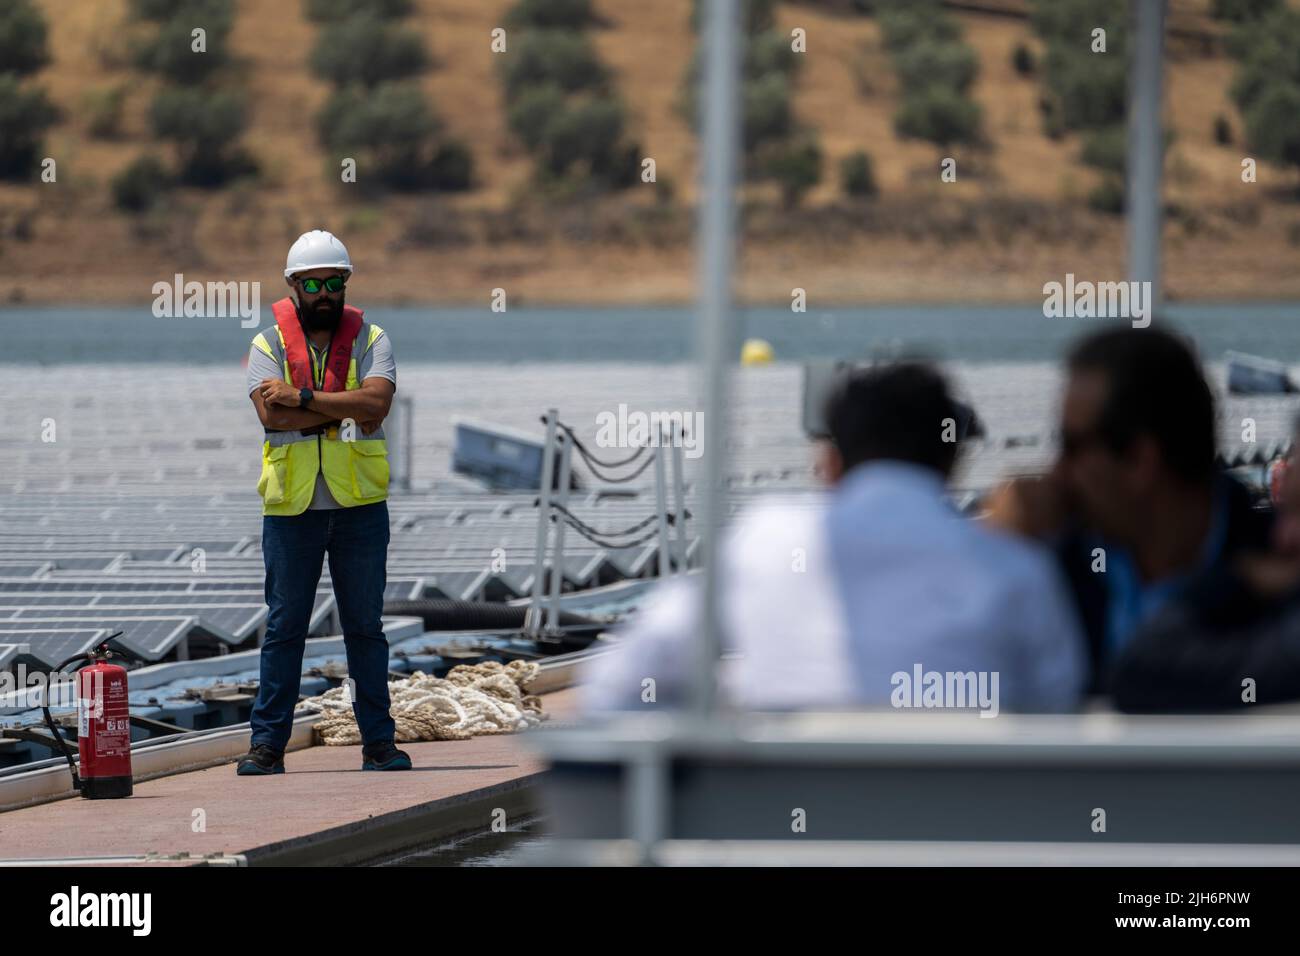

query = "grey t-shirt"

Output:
[[247, 328, 396, 509]]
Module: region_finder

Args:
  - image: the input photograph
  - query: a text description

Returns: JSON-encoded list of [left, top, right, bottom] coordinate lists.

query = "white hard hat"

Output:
[[284, 229, 353, 279]]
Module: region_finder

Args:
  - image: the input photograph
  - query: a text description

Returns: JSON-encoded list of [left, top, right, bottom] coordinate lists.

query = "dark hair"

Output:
[[1066, 326, 1216, 485], [822, 361, 960, 477]]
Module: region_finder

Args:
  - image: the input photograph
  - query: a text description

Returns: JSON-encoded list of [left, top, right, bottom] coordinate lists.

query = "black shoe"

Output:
[[237, 743, 285, 775], [361, 740, 411, 771]]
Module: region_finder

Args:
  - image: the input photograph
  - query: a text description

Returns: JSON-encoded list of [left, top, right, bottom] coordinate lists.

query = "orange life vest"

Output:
[[271, 297, 364, 391]]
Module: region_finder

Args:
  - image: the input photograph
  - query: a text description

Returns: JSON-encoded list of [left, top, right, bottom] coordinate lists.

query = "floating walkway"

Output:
[[0, 687, 580, 866]]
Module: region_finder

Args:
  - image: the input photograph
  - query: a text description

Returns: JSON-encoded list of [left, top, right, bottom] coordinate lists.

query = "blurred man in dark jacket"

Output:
[[986, 326, 1274, 697], [1110, 420, 1300, 712]]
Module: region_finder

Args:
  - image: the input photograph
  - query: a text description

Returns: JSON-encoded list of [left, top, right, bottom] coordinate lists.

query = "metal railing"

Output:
[[525, 408, 690, 639]]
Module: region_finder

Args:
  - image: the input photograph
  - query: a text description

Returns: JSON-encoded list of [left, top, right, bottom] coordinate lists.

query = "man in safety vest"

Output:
[[237, 229, 411, 774]]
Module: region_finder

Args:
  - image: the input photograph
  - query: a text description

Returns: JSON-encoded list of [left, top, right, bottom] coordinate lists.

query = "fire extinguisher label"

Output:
[[76, 697, 104, 737], [98, 717, 131, 756]]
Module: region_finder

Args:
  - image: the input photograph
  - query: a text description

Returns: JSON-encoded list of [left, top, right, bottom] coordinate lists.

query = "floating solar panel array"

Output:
[[0, 483, 726, 671], [1, 360, 1291, 674]]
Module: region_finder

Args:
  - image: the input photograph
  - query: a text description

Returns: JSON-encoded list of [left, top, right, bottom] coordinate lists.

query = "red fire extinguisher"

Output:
[[43, 637, 133, 799]]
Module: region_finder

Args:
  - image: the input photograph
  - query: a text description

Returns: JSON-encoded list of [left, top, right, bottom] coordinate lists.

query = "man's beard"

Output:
[[300, 294, 344, 332]]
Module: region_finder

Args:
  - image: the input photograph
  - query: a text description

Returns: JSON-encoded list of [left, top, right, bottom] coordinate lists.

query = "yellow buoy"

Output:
[[740, 338, 774, 366]]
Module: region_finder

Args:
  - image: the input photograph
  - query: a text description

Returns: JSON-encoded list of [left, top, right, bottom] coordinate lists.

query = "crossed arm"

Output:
[[251, 377, 395, 433]]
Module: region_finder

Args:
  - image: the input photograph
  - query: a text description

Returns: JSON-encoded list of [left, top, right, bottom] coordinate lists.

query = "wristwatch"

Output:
[[299, 387, 314, 407]]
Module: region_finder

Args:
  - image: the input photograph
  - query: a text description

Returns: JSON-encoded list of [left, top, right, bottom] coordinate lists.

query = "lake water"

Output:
[[368, 816, 544, 867], [2, 302, 1298, 365]]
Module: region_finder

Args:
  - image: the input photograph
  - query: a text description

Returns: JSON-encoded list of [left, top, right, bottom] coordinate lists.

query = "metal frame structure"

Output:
[[691, 0, 741, 717], [527, 709, 1300, 865], [525, 410, 685, 639], [1128, 0, 1166, 314]]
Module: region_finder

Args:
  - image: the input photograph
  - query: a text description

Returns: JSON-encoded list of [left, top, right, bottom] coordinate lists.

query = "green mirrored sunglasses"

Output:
[[298, 275, 347, 294]]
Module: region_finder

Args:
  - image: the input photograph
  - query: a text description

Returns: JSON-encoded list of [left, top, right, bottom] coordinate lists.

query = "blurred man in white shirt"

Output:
[[580, 362, 1085, 715]]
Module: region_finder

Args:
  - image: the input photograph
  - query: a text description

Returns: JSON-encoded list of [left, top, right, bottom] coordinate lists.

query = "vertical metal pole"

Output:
[[528, 409, 558, 637], [1127, 0, 1166, 320], [627, 744, 668, 867], [402, 395, 413, 491], [546, 434, 573, 634], [391, 397, 402, 491], [670, 422, 687, 574], [382, 398, 397, 489], [692, 0, 741, 715], [652, 435, 671, 578], [386, 395, 413, 492]]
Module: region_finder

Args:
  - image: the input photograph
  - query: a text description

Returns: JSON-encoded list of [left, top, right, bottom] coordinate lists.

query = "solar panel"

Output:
[[0, 588, 266, 602], [103, 596, 330, 632], [605, 544, 660, 578], [0, 620, 184, 666], [186, 578, 279, 591], [0, 363, 789, 662], [100, 595, 271, 606], [6, 605, 260, 642], [0, 630, 113, 671], [429, 570, 489, 601], [47, 557, 123, 571], [0, 641, 32, 670], [0, 579, 192, 592], [0, 563, 50, 577], [128, 548, 187, 561], [565, 552, 606, 586], [0, 595, 98, 608], [178, 541, 247, 555], [495, 568, 535, 597], [383, 579, 426, 601]]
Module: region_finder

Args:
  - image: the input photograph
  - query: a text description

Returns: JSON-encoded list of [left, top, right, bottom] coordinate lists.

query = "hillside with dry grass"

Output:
[[2, 0, 1299, 307]]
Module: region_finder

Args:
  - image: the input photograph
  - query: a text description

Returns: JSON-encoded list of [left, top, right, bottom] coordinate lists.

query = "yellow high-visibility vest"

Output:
[[250, 311, 390, 516]]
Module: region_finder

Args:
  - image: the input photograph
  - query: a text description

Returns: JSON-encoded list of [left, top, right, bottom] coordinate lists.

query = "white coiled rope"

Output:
[[299, 660, 547, 745]]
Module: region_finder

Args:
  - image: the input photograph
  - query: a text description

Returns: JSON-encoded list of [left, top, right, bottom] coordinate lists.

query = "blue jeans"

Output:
[[249, 500, 396, 752]]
